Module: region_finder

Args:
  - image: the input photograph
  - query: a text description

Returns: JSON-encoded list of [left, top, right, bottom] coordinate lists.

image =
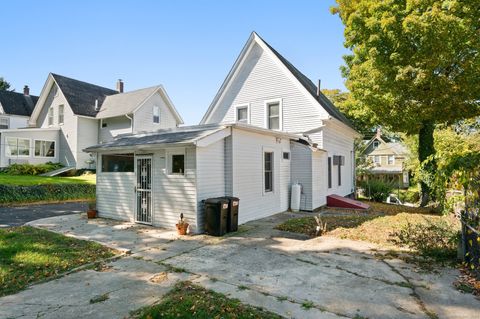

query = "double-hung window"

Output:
[[0, 117, 9, 129], [58, 105, 64, 125], [266, 100, 281, 130], [153, 105, 160, 123], [34, 140, 55, 157], [6, 137, 30, 157], [388, 155, 395, 165], [236, 105, 248, 123], [264, 151, 274, 193], [168, 149, 185, 175], [48, 107, 54, 126]]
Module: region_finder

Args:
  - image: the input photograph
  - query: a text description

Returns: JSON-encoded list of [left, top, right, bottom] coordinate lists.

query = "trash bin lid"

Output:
[[204, 198, 229, 204]]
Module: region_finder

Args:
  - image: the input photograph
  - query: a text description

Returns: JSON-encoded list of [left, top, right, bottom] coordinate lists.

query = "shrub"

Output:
[[363, 180, 395, 202], [399, 188, 420, 204], [391, 219, 458, 262], [0, 184, 95, 204], [3, 162, 63, 176]]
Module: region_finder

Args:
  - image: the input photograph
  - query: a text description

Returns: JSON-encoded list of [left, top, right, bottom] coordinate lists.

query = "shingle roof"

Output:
[[0, 90, 38, 116], [257, 34, 354, 129], [95, 86, 160, 119], [52, 73, 118, 117], [85, 124, 225, 152]]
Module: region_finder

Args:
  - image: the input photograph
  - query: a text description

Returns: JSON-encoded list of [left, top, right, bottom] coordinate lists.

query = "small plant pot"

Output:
[[87, 209, 97, 219], [176, 223, 189, 235]]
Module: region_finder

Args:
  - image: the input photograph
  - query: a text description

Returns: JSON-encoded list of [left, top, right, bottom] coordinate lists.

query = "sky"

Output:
[[2, 0, 349, 125]]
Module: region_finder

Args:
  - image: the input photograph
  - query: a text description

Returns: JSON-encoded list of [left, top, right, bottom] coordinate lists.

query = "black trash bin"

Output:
[[204, 198, 229, 236], [223, 197, 239, 232]]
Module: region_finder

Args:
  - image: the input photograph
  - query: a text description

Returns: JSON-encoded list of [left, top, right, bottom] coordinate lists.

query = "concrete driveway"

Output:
[[0, 213, 478, 319]]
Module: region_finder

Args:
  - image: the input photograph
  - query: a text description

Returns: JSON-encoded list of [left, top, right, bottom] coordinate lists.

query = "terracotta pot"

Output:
[[176, 223, 189, 235], [87, 209, 97, 219]]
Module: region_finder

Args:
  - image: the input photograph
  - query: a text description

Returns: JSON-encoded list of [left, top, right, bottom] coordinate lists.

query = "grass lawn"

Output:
[[276, 202, 459, 250], [0, 173, 96, 186], [135, 281, 282, 319], [0, 226, 115, 296]]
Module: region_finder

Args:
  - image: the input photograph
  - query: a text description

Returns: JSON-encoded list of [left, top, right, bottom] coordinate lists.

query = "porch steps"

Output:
[[327, 195, 370, 210], [40, 166, 76, 177]]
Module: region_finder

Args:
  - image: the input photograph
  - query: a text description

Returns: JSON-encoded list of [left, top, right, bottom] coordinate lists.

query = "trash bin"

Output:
[[223, 196, 239, 232], [204, 198, 229, 236]]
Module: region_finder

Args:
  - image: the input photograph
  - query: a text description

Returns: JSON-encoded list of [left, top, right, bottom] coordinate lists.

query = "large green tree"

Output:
[[333, 0, 480, 205], [0, 77, 12, 91]]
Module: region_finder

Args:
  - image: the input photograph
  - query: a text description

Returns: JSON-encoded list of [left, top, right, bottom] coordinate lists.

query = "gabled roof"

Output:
[[51, 73, 118, 117], [200, 32, 356, 131], [0, 90, 38, 116]]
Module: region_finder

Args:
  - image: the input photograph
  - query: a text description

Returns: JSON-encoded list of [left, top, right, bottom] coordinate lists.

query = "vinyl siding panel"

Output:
[[231, 128, 290, 224], [133, 92, 178, 133], [196, 139, 226, 232], [96, 170, 135, 222], [99, 116, 131, 143], [77, 117, 98, 169], [312, 151, 327, 208], [205, 43, 326, 133], [224, 135, 233, 196], [290, 142, 313, 211]]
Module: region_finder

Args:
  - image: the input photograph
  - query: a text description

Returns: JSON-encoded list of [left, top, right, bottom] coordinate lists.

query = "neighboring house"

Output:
[[86, 32, 360, 232], [0, 86, 38, 130], [0, 73, 183, 168], [359, 129, 409, 188]]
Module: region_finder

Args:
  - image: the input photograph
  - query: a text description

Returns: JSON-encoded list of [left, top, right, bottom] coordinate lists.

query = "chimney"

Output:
[[376, 127, 382, 137], [116, 79, 124, 93], [23, 85, 30, 96], [317, 79, 321, 96]]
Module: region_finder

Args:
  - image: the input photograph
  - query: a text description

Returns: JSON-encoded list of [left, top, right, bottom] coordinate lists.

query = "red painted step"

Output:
[[327, 195, 370, 210]]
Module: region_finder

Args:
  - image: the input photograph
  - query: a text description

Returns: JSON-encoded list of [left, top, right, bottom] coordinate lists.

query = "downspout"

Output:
[[125, 114, 133, 133]]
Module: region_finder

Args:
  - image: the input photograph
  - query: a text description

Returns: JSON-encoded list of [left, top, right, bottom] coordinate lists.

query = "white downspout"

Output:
[[126, 114, 133, 133]]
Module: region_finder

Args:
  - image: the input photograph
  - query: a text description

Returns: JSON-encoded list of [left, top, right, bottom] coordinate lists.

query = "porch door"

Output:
[[135, 155, 153, 224]]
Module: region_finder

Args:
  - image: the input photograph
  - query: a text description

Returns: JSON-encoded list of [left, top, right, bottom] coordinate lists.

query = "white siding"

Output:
[[231, 128, 290, 224], [133, 92, 178, 133], [280, 147, 291, 211], [3, 115, 29, 129], [290, 142, 313, 211], [205, 43, 326, 132], [77, 117, 98, 169], [99, 116, 131, 143], [224, 135, 233, 196], [196, 139, 226, 232], [96, 168, 135, 222], [312, 151, 328, 208]]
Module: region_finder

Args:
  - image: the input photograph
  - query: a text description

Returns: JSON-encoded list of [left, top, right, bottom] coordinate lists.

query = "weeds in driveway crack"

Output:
[[89, 293, 109, 304]]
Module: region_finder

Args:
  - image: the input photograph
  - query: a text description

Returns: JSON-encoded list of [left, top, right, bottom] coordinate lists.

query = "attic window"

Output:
[[236, 105, 249, 123], [153, 105, 160, 124], [48, 107, 54, 126], [0, 117, 9, 129], [266, 100, 281, 130], [373, 141, 379, 149], [58, 105, 64, 125]]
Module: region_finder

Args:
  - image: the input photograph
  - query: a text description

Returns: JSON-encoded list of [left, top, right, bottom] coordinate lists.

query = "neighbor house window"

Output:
[[388, 155, 395, 165], [266, 100, 281, 130], [264, 151, 274, 192], [5, 137, 30, 157], [153, 105, 160, 123], [0, 117, 9, 129], [48, 107, 54, 126], [58, 105, 64, 125], [328, 157, 332, 188], [236, 105, 248, 123], [34, 140, 55, 157], [374, 155, 380, 164], [101, 154, 134, 172], [373, 141, 379, 149]]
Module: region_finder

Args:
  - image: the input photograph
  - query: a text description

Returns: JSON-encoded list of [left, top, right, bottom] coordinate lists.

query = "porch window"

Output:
[[34, 140, 55, 157], [48, 107, 54, 126], [170, 154, 184, 174], [5, 137, 30, 157], [101, 154, 134, 172], [58, 105, 64, 125], [266, 101, 281, 130], [236, 105, 248, 123], [153, 105, 160, 124], [264, 151, 274, 192], [388, 155, 395, 165], [0, 117, 9, 129], [327, 157, 332, 188]]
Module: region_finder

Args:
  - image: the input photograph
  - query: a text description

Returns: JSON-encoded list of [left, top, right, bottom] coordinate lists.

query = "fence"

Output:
[[460, 187, 480, 277]]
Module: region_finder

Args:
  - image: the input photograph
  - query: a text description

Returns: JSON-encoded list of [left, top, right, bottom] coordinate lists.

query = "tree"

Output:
[[332, 0, 480, 205], [0, 77, 12, 91]]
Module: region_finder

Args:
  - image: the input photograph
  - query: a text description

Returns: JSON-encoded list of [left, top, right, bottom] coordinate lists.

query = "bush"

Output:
[[0, 184, 95, 204], [3, 162, 63, 176], [391, 219, 459, 262], [363, 180, 394, 202], [399, 187, 420, 204]]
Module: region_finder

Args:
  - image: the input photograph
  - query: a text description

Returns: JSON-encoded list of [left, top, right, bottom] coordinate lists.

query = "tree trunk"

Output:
[[418, 120, 436, 206]]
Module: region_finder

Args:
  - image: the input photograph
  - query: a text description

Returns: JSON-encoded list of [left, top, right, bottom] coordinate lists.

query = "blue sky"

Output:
[[3, 0, 348, 124]]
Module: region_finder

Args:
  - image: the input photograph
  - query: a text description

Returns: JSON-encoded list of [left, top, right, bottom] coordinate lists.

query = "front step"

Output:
[[327, 194, 370, 210]]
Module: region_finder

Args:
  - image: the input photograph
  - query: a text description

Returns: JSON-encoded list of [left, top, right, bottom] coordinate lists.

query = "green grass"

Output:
[[0, 226, 115, 296], [0, 173, 96, 186], [135, 281, 282, 319]]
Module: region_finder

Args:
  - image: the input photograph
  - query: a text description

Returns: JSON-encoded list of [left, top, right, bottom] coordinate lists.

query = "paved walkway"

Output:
[[0, 213, 478, 319], [0, 202, 86, 227]]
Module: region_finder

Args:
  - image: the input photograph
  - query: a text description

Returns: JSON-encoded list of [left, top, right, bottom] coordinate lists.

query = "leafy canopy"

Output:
[[333, 0, 480, 134], [0, 77, 11, 91]]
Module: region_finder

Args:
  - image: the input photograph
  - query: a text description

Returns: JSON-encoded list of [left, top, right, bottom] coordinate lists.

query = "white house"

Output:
[[86, 32, 360, 232], [0, 73, 183, 168]]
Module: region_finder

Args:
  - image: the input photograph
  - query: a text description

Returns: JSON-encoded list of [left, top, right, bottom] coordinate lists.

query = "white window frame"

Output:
[[282, 151, 290, 160], [34, 139, 56, 158], [0, 117, 9, 129], [5, 137, 31, 157], [234, 103, 250, 124], [264, 98, 283, 131], [153, 105, 160, 124], [48, 107, 54, 126], [166, 148, 186, 175], [262, 147, 275, 195], [388, 155, 395, 165], [58, 105, 64, 125], [374, 155, 380, 164], [373, 140, 379, 149]]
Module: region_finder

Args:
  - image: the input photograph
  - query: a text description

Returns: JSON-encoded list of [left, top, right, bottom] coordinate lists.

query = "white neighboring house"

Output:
[[0, 73, 183, 168], [86, 32, 360, 233]]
